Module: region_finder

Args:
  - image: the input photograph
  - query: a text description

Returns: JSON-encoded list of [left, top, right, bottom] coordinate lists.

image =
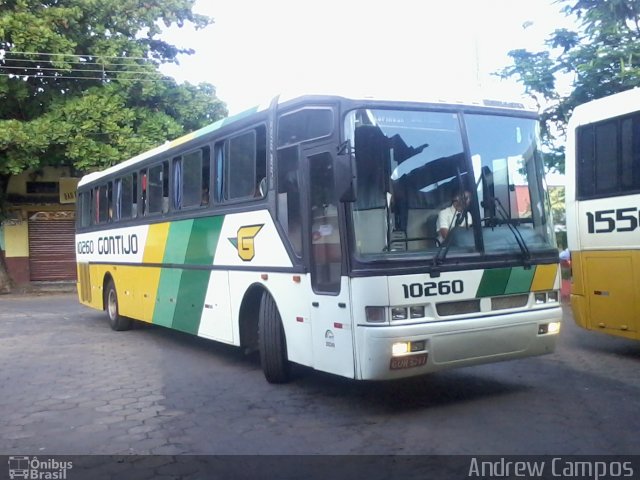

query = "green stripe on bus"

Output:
[[172, 217, 224, 334], [172, 270, 211, 334], [184, 216, 224, 264], [504, 266, 535, 294], [152, 268, 182, 328], [153, 219, 194, 328], [476, 268, 511, 297]]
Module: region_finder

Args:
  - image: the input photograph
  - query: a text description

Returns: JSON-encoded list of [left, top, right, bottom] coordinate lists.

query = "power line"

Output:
[[1, 56, 160, 68], [0, 72, 176, 83], [1, 64, 166, 77], [1, 50, 153, 61]]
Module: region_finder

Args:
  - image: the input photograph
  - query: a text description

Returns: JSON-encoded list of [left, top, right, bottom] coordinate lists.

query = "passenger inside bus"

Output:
[[201, 187, 209, 206], [437, 190, 472, 244]]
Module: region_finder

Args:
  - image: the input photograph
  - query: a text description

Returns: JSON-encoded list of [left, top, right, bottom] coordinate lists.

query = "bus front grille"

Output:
[[436, 299, 481, 316], [491, 294, 529, 311]]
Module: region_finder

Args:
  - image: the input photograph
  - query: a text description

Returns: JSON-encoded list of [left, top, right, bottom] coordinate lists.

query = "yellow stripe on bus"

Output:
[[143, 223, 170, 263], [530, 263, 558, 292], [136, 223, 171, 322]]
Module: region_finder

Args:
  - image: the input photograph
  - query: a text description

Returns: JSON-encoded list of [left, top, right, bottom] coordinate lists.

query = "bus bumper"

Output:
[[355, 306, 561, 380]]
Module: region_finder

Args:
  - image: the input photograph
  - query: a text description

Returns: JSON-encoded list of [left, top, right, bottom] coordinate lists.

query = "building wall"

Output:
[[1, 167, 79, 285], [2, 218, 30, 284]]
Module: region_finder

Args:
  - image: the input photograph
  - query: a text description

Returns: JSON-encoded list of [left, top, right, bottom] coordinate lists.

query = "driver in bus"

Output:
[[437, 190, 472, 244]]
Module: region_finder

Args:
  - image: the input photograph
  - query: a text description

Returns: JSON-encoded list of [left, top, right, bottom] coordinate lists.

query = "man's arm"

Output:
[[437, 209, 451, 240]]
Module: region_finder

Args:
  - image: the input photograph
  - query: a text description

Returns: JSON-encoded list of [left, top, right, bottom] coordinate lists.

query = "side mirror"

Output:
[[481, 166, 495, 219], [336, 151, 357, 203]]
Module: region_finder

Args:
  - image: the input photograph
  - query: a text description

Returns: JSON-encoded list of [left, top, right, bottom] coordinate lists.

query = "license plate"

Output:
[[390, 353, 428, 370]]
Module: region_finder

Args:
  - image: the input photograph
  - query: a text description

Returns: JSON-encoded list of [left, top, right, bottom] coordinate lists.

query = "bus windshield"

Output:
[[346, 108, 555, 259]]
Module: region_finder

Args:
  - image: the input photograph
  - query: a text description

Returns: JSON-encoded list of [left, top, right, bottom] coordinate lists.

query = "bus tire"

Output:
[[259, 293, 290, 383], [105, 279, 132, 331]]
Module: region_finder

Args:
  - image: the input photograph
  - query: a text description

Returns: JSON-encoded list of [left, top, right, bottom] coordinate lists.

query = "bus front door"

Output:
[[306, 147, 355, 378]]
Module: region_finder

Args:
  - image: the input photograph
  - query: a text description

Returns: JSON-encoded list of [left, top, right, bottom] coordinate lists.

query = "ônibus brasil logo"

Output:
[[8, 456, 73, 479]]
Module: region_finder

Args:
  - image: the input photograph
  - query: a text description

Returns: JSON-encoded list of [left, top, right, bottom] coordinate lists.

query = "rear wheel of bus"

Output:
[[259, 292, 290, 383], [105, 279, 132, 331]]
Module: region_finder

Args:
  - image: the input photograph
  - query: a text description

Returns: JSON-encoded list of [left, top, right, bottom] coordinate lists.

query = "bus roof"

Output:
[[78, 98, 273, 187], [78, 91, 537, 187], [568, 87, 640, 129]]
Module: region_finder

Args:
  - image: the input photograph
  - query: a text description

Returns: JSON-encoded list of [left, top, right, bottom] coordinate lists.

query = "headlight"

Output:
[[392, 340, 427, 356], [538, 322, 561, 335], [391, 307, 407, 320], [547, 322, 561, 334], [534, 292, 546, 304], [392, 342, 409, 356]]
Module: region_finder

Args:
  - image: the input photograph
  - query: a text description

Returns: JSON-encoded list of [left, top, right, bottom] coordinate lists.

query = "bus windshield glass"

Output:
[[345, 108, 555, 259]]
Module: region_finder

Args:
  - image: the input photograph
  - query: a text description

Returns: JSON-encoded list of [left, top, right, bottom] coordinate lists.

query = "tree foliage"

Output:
[[0, 0, 227, 177], [499, 0, 640, 172]]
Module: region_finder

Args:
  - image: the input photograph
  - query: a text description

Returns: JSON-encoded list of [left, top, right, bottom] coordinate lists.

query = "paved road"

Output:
[[1, 293, 639, 456]]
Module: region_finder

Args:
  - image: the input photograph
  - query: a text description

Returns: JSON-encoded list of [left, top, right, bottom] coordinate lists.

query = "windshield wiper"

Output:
[[430, 209, 467, 274], [491, 197, 531, 267], [431, 168, 470, 275]]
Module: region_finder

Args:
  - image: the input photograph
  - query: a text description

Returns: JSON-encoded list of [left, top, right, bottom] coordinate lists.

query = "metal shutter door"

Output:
[[28, 215, 77, 281]]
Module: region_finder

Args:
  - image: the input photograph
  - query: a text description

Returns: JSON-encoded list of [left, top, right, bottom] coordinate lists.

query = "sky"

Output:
[[160, 0, 574, 115], [160, 0, 573, 183]]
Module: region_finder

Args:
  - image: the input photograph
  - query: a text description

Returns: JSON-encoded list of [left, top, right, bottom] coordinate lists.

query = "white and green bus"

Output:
[[76, 92, 561, 383]]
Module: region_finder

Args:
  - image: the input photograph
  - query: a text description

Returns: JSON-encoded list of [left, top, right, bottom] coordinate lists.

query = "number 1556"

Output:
[[586, 208, 639, 233]]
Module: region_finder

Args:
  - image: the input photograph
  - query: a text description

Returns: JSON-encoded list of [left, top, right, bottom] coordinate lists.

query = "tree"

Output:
[[0, 0, 227, 290], [499, 0, 640, 173]]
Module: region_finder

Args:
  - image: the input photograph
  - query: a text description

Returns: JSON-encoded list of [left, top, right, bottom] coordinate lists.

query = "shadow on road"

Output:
[[87, 312, 532, 414]]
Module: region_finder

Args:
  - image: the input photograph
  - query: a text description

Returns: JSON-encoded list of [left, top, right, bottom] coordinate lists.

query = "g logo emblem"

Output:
[[229, 224, 264, 261]]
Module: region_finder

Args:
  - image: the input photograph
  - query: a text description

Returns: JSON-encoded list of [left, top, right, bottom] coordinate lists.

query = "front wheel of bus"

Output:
[[259, 293, 290, 383], [105, 279, 132, 331]]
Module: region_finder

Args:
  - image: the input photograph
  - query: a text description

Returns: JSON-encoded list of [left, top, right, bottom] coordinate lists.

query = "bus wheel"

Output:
[[105, 279, 132, 331], [259, 293, 290, 383]]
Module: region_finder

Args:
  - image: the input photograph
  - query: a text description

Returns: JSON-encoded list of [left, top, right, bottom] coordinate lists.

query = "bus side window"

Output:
[[119, 175, 133, 219], [131, 172, 138, 218], [277, 146, 302, 256], [214, 142, 224, 203], [255, 126, 267, 198], [172, 156, 182, 210], [96, 184, 109, 224], [202, 146, 211, 206], [79, 191, 91, 228], [227, 130, 256, 200], [91, 188, 98, 225], [140, 170, 147, 216], [108, 182, 114, 221], [162, 161, 169, 213], [182, 149, 204, 208], [114, 178, 122, 221], [147, 162, 168, 214]]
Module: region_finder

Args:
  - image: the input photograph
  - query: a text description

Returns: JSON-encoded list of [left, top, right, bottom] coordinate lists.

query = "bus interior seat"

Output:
[[389, 229, 407, 251], [406, 209, 428, 250], [353, 208, 387, 254], [426, 212, 440, 247], [407, 208, 441, 250]]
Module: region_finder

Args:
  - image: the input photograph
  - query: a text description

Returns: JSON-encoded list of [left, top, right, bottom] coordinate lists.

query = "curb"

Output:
[[1, 282, 77, 296]]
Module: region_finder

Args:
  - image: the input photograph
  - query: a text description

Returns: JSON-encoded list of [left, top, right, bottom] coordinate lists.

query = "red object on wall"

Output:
[[4, 256, 30, 285]]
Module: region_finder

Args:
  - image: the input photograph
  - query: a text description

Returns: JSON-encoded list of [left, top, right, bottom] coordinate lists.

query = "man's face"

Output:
[[454, 192, 470, 211]]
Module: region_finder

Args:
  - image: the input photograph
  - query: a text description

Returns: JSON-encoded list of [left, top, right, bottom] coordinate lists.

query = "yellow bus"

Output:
[[566, 88, 640, 340], [76, 92, 562, 383]]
